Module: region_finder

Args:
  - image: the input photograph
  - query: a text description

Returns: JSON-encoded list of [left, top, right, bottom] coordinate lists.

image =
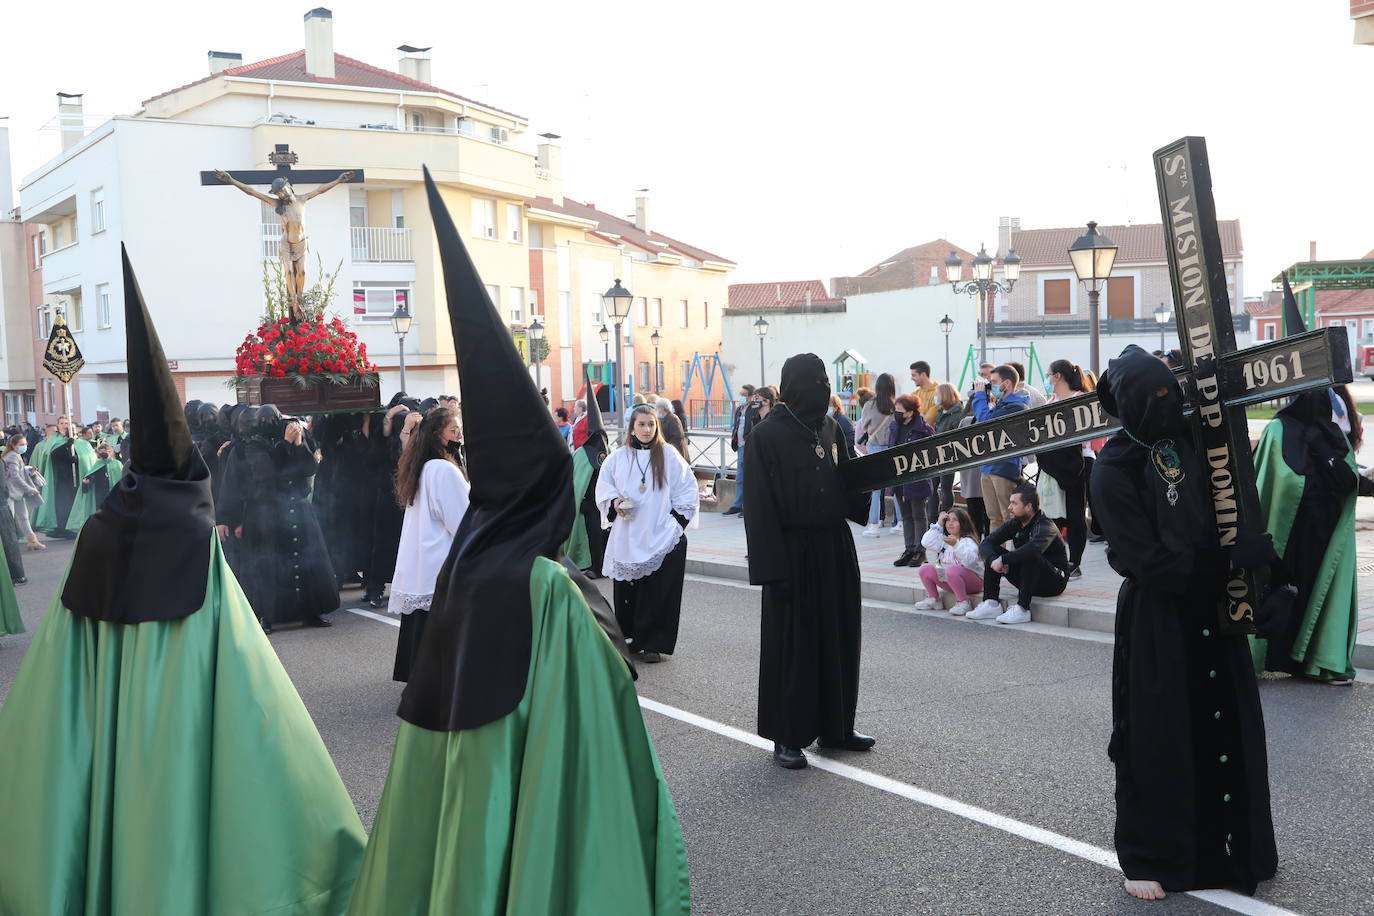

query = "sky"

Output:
[[1, 0, 1370, 298]]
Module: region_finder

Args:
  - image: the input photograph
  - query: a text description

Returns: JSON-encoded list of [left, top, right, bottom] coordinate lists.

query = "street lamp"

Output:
[[390, 301, 413, 393], [753, 315, 769, 385], [946, 244, 1019, 364], [527, 317, 544, 392], [1153, 302, 1171, 353], [938, 313, 955, 380], [598, 323, 610, 363], [650, 329, 662, 393], [1068, 221, 1119, 374], [601, 279, 634, 417]]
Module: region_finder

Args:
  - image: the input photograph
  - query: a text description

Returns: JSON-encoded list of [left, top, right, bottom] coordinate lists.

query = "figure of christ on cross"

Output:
[[213, 168, 354, 321]]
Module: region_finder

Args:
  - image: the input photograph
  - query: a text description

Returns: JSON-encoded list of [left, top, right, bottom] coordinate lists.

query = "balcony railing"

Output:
[[260, 224, 412, 263], [351, 226, 412, 263]]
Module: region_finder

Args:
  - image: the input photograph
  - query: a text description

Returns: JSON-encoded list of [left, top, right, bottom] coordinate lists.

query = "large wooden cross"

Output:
[[197, 143, 366, 188], [842, 136, 1353, 634]]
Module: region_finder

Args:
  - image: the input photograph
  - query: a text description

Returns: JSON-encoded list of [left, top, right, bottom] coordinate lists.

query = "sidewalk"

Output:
[[689, 498, 1374, 670]]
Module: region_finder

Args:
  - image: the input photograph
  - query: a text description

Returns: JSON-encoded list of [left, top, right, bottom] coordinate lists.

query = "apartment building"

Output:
[[18, 7, 732, 418]]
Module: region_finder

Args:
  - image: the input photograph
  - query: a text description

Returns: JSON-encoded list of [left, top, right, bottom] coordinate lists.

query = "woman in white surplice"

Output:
[[595, 405, 698, 663], [390, 406, 470, 682]]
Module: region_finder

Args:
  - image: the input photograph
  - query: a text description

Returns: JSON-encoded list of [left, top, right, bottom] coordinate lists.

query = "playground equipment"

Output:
[[954, 342, 1045, 391]]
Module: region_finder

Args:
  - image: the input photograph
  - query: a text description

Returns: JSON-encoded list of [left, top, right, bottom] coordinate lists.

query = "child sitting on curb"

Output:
[[915, 508, 983, 615]]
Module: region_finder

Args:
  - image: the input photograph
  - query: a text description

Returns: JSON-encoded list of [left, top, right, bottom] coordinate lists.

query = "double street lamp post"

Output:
[[601, 280, 634, 420], [390, 302, 412, 393], [754, 315, 769, 385], [945, 245, 1019, 364], [1068, 221, 1119, 374]]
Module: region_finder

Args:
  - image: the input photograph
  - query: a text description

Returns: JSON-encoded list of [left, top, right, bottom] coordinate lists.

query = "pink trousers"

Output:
[[917, 564, 983, 602]]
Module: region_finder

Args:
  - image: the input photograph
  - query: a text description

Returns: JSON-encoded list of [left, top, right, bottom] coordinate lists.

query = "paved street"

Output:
[[1, 540, 1371, 915]]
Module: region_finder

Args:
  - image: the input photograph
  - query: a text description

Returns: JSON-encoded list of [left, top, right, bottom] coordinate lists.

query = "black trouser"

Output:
[[1054, 462, 1089, 568], [1084, 456, 1102, 536], [965, 496, 989, 539], [925, 473, 955, 523], [896, 494, 927, 554], [984, 551, 1067, 609]]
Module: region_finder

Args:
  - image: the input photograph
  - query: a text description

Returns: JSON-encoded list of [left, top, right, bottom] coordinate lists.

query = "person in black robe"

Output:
[[744, 353, 872, 770], [362, 402, 409, 608], [312, 412, 373, 589], [214, 405, 255, 576], [237, 405, 338, 633], [1090, 345, 1277, 900], [45, 417, 81, 539]]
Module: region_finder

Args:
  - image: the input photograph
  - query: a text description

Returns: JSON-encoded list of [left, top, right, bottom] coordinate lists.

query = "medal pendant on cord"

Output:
[[1150, 438, 1185, 507], [814, 444, 825, 458]]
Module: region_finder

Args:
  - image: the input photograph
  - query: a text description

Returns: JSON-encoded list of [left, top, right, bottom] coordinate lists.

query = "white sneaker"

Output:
[[914, 597, 940, 611], [967, 599, 1003, 620], [949, 600, 972, 616], [861, 523, 881, 538], [997, 604, 1032, 625]]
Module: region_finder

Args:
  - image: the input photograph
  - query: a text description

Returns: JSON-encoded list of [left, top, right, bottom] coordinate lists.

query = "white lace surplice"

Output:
[[595, 444, 698, 581], [390, 458, 470, 614]]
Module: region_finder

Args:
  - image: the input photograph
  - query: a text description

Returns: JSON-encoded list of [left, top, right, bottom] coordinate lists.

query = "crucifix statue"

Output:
[[842, 136, 1353, 634], [202, 145, 364, 322]]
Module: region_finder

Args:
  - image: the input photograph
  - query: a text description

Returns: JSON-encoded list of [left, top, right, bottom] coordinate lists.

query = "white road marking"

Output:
[[348, 606, 1303, 915]]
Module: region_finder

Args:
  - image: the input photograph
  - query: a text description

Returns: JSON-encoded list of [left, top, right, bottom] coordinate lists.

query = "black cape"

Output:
[[1091, 346, 1276, 894]]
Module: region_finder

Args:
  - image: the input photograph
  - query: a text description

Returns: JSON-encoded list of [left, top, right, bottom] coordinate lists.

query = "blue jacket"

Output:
[[969, 388, 1029, 480]]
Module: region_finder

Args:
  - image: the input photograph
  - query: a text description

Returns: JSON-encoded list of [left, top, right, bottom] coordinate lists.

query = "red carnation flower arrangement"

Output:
[[234, 315, 378, 386]]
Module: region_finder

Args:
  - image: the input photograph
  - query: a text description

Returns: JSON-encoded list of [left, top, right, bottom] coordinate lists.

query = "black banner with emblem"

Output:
[[42, 312, 85, 384], [839, 327, 1351, 495]]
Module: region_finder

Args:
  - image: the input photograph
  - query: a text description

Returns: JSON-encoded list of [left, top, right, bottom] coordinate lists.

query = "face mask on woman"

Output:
[[17, 444, 25, 455]]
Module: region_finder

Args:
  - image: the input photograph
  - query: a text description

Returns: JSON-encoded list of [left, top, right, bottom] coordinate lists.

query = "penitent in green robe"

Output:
[[0, 535, 21, 637], [560, 448, 596, 570], [0, 534, 367, 914], [33, 436, 97, 532], [65, 457, 125, 532], [347, 556, 691, 916], [1249, 421, 1359, 681]]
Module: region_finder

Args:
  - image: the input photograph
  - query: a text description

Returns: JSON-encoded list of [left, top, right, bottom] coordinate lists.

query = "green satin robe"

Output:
[[65, 457, 125, 532], [26, 435, 57, 527], [0, 534, 367, 914], [560, 448, 596, 570], [0, 534, 21, 637], [348, 556, 691, 916], [1249, 420, 1359, 680]]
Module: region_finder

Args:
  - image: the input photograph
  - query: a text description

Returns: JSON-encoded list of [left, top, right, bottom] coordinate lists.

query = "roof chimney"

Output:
[[57, 93, 84, 152], [998, 215, 1020, 259], [208, 50, 243, 75], [1309, 240, 1317, 262], [304, 8, 335, 79], [397, 45, 432, 85], [0, 125, 14, 215], [535, 134, 563, 205], [634, 190, 651, 233]]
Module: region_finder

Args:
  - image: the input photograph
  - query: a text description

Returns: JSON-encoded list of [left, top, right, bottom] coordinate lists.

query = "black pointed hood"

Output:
[[1281, 272, 1307, 337], [62, 245, 215, 623], [398, 168, 576, 731], [580, 363, 608, 467], [780, 353, 831, 428]]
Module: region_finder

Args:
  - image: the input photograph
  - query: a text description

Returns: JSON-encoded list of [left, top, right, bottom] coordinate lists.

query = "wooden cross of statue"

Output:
[[842, 136, 1353, 635], [201, 144, 365, 321]]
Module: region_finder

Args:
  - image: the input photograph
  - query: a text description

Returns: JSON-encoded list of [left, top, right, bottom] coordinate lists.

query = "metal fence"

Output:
[[686, 400, 736, 429], [607, 426, 737, 476]]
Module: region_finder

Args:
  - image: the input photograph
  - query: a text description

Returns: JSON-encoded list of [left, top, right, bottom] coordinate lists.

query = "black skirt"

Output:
[[392, 609, 429, 683], [612, 535, 687, 656]]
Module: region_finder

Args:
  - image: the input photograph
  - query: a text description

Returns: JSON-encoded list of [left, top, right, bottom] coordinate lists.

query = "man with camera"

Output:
[[969, 365, 1030, 531]]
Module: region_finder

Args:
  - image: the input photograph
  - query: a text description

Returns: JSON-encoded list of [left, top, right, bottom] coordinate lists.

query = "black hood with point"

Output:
[[61, 246, 216, 623], [1097, 345, 1189, 445]]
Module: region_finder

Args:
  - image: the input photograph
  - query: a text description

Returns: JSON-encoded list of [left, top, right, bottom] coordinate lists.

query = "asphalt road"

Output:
[[2, 542, 1372, 915]]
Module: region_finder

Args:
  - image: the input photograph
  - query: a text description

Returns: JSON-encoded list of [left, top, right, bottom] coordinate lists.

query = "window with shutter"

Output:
[[1043, 279, 1071, 315]]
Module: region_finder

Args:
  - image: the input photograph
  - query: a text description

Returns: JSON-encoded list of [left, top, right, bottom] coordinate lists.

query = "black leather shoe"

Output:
[[640, 651, 663, 663], [892, 551, 914, 568], [305, 615, 333, 628], [12, 577, 26, 586], [260, 618, 273, 635], [773, 744, 808, 769], [818, 732, 876, 752], [367, 596, 383, 609]]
